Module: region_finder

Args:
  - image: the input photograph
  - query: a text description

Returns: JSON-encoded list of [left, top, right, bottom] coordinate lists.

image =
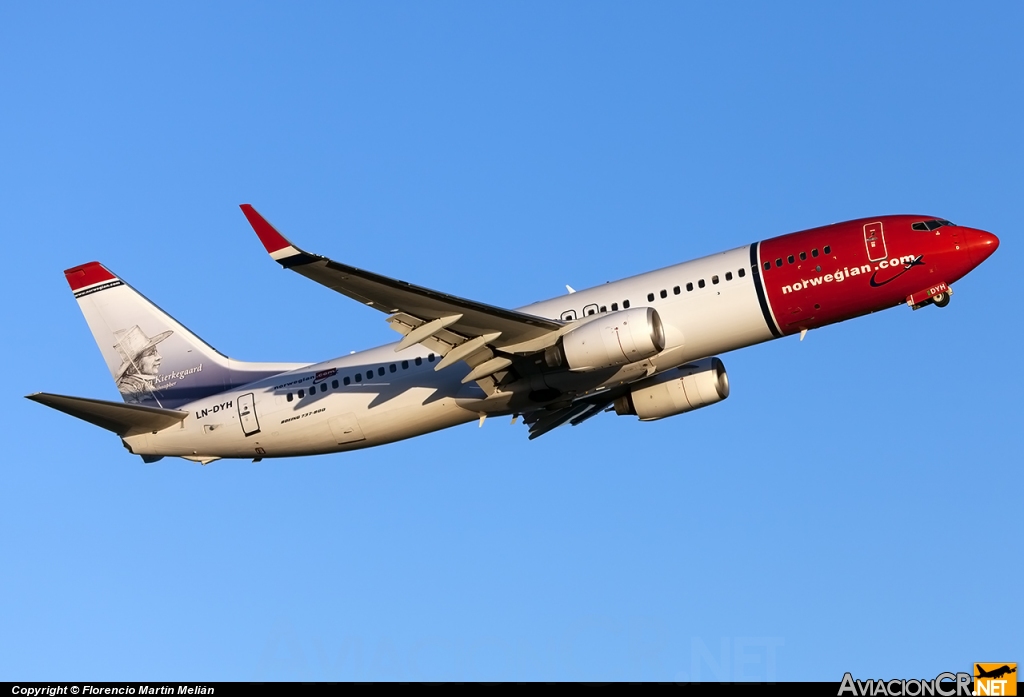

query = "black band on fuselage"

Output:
[[749, 243, 782, 338]]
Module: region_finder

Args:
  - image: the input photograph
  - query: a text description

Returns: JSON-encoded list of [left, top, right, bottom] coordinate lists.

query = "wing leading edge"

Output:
[[240, 205, 564, 386]]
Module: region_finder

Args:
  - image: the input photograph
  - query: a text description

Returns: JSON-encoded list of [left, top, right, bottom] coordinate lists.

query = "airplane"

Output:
[[27, 206, 999, 464], [976, 665, 1016, 680]]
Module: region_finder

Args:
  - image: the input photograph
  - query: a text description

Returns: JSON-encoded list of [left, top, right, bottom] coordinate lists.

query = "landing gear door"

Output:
[[864, 222, 888, 262], [238, 392, 261, 437]]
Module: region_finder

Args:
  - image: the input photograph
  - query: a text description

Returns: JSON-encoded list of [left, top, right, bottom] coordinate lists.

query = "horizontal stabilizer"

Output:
[[26, 392, 188, 436]]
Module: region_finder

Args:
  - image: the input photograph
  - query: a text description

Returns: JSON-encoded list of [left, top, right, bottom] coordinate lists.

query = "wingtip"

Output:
[[239, 204, 294, 255]]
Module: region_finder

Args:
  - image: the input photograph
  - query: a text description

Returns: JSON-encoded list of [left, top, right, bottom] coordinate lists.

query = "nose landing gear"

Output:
[[907, 283, 952, 311]]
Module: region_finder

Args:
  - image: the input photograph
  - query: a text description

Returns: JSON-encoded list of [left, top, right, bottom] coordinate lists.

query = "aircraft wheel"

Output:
[[932, 292, 950, 308]]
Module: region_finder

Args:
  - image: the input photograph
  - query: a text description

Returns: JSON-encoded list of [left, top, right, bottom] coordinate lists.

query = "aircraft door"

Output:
[[863, 222, 887, 262], [238, 392, 261, 436]]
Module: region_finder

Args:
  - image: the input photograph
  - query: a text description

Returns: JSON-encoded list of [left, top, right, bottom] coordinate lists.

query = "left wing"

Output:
[[240, 205, 565, 385]]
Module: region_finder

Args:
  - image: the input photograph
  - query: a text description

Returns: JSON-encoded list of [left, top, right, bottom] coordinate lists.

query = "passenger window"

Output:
[[332, 380, 339, 389], [560, 309, 577, 321], [611, 302, 618, 311], [286, 393, 293, 402], [355, 373, 362, 382], [738, 268, 746, 278], [600, 305, 607, 312], [725, 271, 732, 281], [623, 299, 630, 309], [775, 258, 783, 267], [584, 303, 598, 316], [343, 376, 350, 386], [378, 367, 385, 376], [686, 282, 693, 291], [365, 371, 372, 381], [390, 364, 397, 373], [812, 249, 819, 258], [787, 255, 794, 264], [298, 389, 305, 398], [415, 357, 422, 366], [800, 251, 807, 261], [647, 293, 655, 302], [659, 290, 667, 299], [823, 245, 831, 254], [712, 275, 719, 284], [698, 279, 706, 288], [402, 360, 409, 369], [428, 354, 435, 362], [763, 261, 771, 270]]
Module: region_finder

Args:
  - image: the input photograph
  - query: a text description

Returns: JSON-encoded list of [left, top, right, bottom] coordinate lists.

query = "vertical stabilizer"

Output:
[[65, 262, 302, 409]]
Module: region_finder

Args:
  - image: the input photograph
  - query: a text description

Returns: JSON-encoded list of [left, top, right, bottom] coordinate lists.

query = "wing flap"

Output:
[[521, 391, 621, 439]]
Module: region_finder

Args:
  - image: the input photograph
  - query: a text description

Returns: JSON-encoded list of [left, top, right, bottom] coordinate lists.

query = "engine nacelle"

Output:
[[614, 357, 729, 421], [546, 307, 666, 371]]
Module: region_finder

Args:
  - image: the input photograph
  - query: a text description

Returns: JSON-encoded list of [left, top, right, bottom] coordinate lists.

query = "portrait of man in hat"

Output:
[[113, 325, 173, 404]]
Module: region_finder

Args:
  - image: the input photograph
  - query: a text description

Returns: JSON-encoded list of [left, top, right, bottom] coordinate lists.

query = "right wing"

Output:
[[241, 205, 566, 385]]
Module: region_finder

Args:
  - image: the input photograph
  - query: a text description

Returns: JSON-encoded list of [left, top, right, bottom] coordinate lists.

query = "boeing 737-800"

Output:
[[28, 206, 999, 464]]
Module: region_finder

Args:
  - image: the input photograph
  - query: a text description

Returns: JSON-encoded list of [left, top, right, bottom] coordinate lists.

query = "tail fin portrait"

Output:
[[65, 262, 298, 409]]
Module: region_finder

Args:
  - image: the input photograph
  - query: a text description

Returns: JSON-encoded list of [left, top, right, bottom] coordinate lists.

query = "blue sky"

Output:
[[1, 1, 1020, 681]]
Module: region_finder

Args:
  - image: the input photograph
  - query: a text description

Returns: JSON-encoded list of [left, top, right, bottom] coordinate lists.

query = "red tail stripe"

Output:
[[240, 204, 292, 254], [64, 262, 116, 291]]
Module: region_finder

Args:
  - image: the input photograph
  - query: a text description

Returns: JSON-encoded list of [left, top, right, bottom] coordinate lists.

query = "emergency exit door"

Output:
[[238, 392, 261, 437], [863, 222, 888, 262]]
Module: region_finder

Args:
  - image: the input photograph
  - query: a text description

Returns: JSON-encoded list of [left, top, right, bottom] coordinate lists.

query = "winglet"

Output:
[[240, 204, 310, 264]]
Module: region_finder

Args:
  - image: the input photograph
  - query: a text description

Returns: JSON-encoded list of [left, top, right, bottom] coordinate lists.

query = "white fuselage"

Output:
[[126, 245, 773, 460]]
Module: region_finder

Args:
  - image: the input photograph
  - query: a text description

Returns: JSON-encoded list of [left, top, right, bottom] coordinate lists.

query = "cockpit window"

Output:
[[912, 219, 953, 231]]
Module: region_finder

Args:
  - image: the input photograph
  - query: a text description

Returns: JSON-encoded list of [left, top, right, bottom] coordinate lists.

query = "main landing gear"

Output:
[[931, 292, 950, 308]]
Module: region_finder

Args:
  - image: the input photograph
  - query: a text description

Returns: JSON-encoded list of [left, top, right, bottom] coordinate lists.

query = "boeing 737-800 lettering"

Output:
[[27, 207, 999, 464]]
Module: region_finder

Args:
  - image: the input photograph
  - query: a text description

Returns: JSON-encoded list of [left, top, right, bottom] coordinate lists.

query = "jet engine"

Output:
[[544, 307, 666, 371], [614, 357, 729, 421]]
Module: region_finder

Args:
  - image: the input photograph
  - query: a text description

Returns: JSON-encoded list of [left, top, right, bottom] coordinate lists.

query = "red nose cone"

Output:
[[968, 229, 1000, 264]]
